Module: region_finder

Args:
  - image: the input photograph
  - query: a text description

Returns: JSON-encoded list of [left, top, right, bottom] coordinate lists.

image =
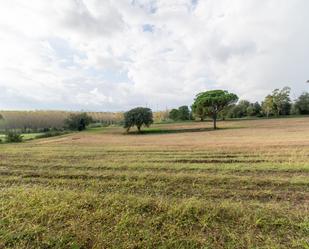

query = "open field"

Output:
[[0, 118, 309, 248]]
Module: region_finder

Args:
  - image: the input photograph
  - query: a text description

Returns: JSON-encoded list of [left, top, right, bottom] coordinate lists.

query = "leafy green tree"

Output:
[[253, 102, 262, 116], [192, 90, 238, 129], [272, 87, 291, 115], [245, 102, 262, 117], [169, 106, 191, 121], [227, 100, 250, 118], [169, 109, 180, 121], [124, 107, 153, 132], [65, 113, 93, 131], [294, 92, 309, 114], [178, 106, 190, 120], [262, 87, 292, 117], [191, 103, 208, 121], [218, 104, 234, 120], [261, 95, 274, 117], [224, 101, 261, 119]]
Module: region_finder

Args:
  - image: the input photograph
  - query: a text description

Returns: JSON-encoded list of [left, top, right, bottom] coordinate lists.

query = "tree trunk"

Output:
[[213, 114, 217, 129], [137, 126, 141, 132]]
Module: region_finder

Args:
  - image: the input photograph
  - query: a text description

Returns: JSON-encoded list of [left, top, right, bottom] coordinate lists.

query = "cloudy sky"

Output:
[[0, 0, 308, 111]]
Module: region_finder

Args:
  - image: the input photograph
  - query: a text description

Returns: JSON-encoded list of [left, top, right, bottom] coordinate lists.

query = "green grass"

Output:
[[0, 133, 43, 141], [0, 118, 309, 248]]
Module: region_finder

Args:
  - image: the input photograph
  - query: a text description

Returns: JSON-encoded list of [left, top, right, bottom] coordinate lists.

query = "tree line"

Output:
[[124, 87, 309, 131], [0, 111, 123, 133], [0, 87, 308, 134], [169, 87, 309, 121]]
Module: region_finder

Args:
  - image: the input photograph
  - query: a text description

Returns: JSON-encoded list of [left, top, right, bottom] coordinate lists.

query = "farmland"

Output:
[[0, 117, 309, 248], [0, 110, 170, 132]]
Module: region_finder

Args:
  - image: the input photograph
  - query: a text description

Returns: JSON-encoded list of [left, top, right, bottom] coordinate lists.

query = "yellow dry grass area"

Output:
[[0, 117, 309, 249], [41, 118, 309, 148]]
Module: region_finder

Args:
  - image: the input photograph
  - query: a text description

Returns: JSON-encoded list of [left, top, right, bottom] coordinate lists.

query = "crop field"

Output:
[[0, 118, 309, 248]]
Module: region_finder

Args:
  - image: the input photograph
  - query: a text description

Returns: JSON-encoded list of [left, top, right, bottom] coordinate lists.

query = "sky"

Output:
[[0, 0, 308, 111]]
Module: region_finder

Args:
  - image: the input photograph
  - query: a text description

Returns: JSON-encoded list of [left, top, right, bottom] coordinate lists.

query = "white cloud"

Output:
[[0, 0, 308, 111]]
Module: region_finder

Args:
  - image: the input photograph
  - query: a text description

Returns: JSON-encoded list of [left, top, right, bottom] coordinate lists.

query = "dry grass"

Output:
[[0, 117, 309, 248]]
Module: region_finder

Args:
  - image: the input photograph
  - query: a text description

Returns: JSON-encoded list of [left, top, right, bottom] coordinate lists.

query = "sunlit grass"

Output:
[[0, 117, 309, 248]]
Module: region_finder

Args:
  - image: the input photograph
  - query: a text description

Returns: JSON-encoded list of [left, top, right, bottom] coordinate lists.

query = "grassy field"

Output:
[[0, 133, 44, 142], [0, 118, 309, 248]]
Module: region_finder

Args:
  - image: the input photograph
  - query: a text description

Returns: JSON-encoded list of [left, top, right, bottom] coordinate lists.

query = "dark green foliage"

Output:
[[169, 106, 191, 121], [178, 106, 191, 120], [169, 109, 180, 121], [5, 132, 23, 143], [191, 103, 207, 121], [65, 113, 93, 131], [124, 107, 153, 132], [192, 90, 238, 129], [227, 101, 262, 118], [248, 102, 262, 116], [227, 100, 250, 118], [294, 92, 309, 114]]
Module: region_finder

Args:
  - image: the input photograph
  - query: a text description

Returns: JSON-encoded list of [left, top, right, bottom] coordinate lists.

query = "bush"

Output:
[[65, 113, 93, 131], [5, 132, 23, 143]]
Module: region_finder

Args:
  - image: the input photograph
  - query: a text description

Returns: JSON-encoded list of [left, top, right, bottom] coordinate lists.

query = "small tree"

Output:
[[272, 87, 291, 115], [261, 87, 291, 117], [294, 92, 309, 114], [124, 107, 153, 132], [261, 95, 274, 117], [251, 102, 262, 116], [192, 90, 238, 129], [65, 113, 93, 131], [169, 106, 191, 121], [178, 106, 191, 120], [169, 109, 180, 121]]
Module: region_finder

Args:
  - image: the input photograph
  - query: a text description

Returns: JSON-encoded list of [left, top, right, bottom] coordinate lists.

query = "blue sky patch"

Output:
[[142, 24, 155, 33]]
